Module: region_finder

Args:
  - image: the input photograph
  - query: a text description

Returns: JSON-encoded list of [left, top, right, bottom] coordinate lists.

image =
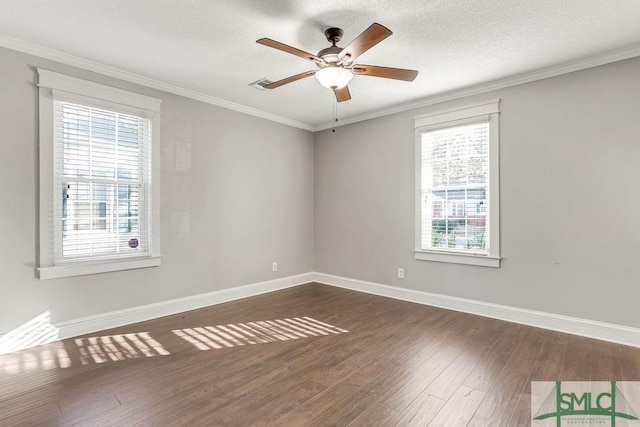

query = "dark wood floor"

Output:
[[1, 283, 639, 426]]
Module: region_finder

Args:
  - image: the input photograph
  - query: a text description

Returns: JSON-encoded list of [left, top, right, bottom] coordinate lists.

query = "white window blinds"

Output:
[[53, 100, 152, 263], [420, 121, 490, 254]]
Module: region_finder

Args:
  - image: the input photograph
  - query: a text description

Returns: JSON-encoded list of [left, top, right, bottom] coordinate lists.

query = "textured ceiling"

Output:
[[1, 0, 640, 130]]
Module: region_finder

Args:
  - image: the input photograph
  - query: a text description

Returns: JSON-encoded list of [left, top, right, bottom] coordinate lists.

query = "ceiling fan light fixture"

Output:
[[315, 66, 353, 89]]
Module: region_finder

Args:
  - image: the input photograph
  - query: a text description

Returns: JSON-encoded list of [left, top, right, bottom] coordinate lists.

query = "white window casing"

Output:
[[414, 99, 501, 267], [37, 69, 162, 279]]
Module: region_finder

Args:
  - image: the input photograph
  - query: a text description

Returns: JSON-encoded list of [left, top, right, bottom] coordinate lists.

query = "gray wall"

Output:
[[2, 44, 639, 336], [314, 56, 640, 328], [0, 47, 314, 334]]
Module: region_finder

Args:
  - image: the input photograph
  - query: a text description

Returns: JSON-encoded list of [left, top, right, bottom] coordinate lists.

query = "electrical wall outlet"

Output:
[[272, 262, 278, 272], [398, 268, 404, 279]]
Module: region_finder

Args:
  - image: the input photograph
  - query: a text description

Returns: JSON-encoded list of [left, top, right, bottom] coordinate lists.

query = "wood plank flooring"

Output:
[[1, 283, 639, 426]]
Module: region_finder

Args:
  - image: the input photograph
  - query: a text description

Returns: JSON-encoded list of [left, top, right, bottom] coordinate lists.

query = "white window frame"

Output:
[[37, 69, 162, 279], [414, 99, 501, 267]]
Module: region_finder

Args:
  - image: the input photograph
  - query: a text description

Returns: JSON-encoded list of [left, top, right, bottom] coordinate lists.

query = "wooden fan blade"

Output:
[[334, 86, 351, 102], [264, 71, 316, 89], [338, 23, 392, 62], [256, 38, 325, 64], [351, 64, 418, 81]]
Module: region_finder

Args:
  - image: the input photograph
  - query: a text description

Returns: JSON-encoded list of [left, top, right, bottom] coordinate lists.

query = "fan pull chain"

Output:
[[332, 94, 338, 132]]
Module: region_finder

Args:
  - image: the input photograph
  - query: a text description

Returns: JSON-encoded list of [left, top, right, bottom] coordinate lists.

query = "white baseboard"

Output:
[[57, 273, 314, 339], [0, 273, 313, 355], [313, 272, 640, 348], [4, 271, 638, 355]]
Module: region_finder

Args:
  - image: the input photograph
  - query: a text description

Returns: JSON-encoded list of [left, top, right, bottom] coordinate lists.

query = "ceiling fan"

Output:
[[256, 23, 418, 102]]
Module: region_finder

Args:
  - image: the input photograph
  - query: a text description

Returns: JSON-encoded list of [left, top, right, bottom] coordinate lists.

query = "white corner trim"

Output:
[[313, 272, 640, 348], [0, 273, 313, 354], [0, 35, 313, 132], [313, 43, 640, 131]]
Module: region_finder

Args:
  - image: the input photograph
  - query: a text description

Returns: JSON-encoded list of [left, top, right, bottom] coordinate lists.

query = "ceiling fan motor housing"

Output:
[[316, 46, 342, 67]]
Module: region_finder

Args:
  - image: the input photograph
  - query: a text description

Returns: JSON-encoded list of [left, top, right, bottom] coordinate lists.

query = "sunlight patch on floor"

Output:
[[75, 332, 170, 365], [172, 317, 349, 350], [0, 332, 170, 374], [0, 341, 71, 374], [0, 317, 348, 373]]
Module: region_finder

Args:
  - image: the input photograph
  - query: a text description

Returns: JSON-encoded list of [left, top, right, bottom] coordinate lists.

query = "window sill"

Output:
[[37, 255, 162, 280], [414, 250, 500, 268]]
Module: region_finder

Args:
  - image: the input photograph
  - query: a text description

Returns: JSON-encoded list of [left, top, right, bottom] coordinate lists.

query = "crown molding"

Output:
[[0, 35, 314, 132], [2, 35, 639, 134], [313, 43, 640, 131]]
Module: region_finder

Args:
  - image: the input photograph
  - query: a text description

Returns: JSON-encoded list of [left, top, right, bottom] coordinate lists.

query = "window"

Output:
[[38, 69, 161, 279], [414, 100, 500, 267]]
